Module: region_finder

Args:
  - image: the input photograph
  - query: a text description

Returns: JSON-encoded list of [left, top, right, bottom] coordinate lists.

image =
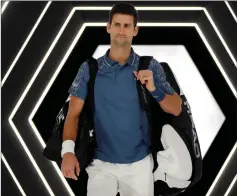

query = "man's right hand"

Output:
[[61, 153, 80, 180]]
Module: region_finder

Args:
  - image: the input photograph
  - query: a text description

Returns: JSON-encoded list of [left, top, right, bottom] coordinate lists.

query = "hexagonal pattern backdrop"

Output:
[[1, 1, 237, 196]]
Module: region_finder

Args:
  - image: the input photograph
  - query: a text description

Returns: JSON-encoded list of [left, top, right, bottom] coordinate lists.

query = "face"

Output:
[[107, 14, 139, 47]]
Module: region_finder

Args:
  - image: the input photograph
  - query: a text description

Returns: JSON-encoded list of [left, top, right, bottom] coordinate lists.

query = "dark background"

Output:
[[2, 1, 237, 196]]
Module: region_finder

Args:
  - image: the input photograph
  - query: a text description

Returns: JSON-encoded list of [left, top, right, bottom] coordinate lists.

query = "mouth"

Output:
[[116, 35, 126, 38]]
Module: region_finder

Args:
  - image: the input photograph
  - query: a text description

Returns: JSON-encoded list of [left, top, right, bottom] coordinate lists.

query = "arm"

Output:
[[62, 96, 85, 142], [61, 61, 90, 180], [62, 61, 90, 142], [149, 59, 182, 116], [154, 91, 182, 116]]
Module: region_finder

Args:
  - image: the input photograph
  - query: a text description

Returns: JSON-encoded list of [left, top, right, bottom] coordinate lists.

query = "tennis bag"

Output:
[[43, 57, 98, 170], [137, 56, 202, 196]]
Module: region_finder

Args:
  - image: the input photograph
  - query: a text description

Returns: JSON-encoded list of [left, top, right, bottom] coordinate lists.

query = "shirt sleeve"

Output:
[[149, 58, 175, 95], [68, 61, 90, 100]]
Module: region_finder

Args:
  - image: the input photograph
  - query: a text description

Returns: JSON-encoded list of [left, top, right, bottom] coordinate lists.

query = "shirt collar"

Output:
[[103, 47, 136, 67]]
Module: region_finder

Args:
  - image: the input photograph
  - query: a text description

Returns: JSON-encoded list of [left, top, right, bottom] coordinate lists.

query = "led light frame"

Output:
[[1, 1, 9, 14], [7, 6, 237, 196], [224, 174, 237, 196], [1, 153, 27, 196], [225, 1, 237, 23]]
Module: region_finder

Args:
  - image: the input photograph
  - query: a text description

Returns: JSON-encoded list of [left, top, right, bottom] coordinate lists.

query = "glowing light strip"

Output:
[[224, 175, 237, 196], [195, 25, 237, 98], [7, 121, 55, 195], [225, 1, 237, 23], [206, 142, 237, 196], [2, 153, 27, 196], [75, 7, 204, 11], [1, 1, 9, 14], [1, 1, 52, 87], [203, 8, 237, 66], [8, 6, 236, 196]]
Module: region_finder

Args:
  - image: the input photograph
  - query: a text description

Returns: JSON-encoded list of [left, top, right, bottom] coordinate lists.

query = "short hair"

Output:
[[109, 2, 138, 27]]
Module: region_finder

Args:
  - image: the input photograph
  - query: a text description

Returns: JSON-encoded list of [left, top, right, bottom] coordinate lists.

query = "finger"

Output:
[[137, 72, 146, 81], [67, 168, 76, 180], [133, 71, 138, 77], [133, 71, 138, 80], [75, 162, 80, 176], [140, 76, 152, 84], [69, 168, 77, 180], [138, 71, 152, 78], [63, 169, 69, 178], [65, 168, 73, 179]]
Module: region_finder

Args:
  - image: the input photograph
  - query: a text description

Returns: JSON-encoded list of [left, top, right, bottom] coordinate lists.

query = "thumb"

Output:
[[75, 161, 80, 176], [133, 71, 138, 77]]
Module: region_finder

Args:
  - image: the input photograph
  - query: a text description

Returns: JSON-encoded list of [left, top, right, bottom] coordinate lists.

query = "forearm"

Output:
[[62, 115, 79, 142], [150, 87, 182, 116], [159, 92, 182, 116]]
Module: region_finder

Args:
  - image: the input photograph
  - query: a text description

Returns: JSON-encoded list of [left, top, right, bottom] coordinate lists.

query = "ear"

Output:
[[106, 22, 111, 34], [133, 25, 139, 37]]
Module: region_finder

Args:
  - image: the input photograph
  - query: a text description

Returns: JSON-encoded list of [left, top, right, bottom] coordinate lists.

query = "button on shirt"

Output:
[[68, 48, 175, 164]]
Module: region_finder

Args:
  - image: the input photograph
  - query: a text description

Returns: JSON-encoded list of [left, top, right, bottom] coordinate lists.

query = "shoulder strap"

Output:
[[138, 56, 153, 71], [137, 56, 159, 172], [84, 57, 98, 129], [86, 57, 98, 78], [137, 56, 153, 112]]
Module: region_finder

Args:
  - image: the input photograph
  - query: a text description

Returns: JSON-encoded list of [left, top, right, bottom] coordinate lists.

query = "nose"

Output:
[[119, 26, 125, 34]]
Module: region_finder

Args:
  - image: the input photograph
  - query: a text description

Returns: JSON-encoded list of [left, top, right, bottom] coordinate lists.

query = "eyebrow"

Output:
[[114, 22, 132, 26]]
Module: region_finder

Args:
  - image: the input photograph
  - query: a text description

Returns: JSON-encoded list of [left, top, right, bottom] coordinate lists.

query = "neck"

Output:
[[109, 45, 131, 65]]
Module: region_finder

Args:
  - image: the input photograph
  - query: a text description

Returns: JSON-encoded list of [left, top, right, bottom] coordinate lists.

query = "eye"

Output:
[[125, 24, 131, 28], [114, 23, 120, 27]]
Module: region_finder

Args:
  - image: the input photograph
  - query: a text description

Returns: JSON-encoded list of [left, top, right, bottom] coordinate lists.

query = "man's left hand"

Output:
[[133, 70, 156, 92]]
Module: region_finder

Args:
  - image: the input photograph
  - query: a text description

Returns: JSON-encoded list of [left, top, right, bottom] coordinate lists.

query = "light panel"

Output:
[[225, 1, 237, 23], [1, 1, 52, 86], [93, 44, 226, 158], [5, 6, 236, 196], [1, 153, 27, 196]]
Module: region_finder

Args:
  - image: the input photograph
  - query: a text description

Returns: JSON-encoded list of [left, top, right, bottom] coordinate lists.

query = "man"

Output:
[[61, 2, 182, 196]]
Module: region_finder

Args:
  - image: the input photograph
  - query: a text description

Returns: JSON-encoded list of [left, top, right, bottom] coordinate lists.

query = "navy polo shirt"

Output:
[[68, 48, 175, 164]]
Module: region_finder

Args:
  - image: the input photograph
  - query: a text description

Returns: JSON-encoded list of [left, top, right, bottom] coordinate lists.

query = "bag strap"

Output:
[[137, 56, 153, 112], [138, 56, 153, 71], [84, 57, 98, 129]]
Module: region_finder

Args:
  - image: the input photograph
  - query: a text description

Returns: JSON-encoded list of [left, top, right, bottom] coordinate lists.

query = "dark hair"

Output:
[[109, 2, 138, 27]]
